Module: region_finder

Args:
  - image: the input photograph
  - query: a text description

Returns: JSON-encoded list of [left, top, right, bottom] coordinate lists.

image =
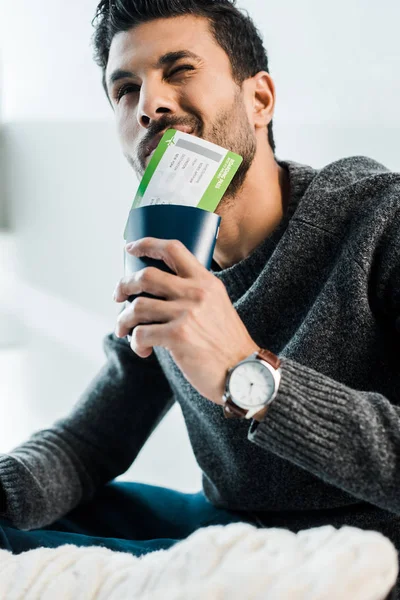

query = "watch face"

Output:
[[229, 360, 275, 409]]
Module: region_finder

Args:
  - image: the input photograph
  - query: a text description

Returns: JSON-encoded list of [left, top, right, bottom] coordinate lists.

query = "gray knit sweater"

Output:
[[1, 157, 400, 546]]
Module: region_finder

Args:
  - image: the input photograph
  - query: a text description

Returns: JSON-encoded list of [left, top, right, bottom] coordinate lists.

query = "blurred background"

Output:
[[0, 0, 399, 491]]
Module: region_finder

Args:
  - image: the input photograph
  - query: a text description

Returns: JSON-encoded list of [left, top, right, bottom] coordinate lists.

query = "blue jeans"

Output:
[[0, 481, 257, 556]]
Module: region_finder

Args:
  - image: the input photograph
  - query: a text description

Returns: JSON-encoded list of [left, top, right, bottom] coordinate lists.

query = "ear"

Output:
[[247, 71, 276, 130]]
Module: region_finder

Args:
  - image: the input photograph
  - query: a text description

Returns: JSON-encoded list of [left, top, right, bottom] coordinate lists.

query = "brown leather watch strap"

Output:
[[224, 396, 247, 419], [257, 348, 281, 369], [223, 398, 247, 419], [223, 397, 269, 422]]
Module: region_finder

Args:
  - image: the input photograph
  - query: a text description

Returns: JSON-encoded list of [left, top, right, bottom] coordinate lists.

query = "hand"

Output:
[[113, 238, 258, 405]]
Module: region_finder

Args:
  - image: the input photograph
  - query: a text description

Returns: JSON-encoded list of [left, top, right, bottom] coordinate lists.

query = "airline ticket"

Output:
[[128, 129, 243, 217]]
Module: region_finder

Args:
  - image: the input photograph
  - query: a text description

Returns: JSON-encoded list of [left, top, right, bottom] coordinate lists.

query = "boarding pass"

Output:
[[129, 129, 242, 215]]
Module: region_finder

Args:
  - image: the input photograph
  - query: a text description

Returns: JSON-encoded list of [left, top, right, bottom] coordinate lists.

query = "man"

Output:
[[0, 0, 399, 590]]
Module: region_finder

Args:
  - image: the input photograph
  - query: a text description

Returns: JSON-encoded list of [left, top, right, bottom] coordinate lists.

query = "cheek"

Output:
[[180, 76, 223, 116], [180, 90, 216, 130], [116, 107, 140, 149], [183, 78, 237, 122], [243, 97, 255, 125]]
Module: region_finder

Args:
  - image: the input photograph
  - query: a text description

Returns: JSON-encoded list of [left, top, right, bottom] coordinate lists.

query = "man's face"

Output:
[[106, 15, 257, 198]]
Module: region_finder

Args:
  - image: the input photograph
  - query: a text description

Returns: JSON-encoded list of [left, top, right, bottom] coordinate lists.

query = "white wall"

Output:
[[0, 1, 109, 121], [0, 129, 6, 227], [0, 1, 399, 492]]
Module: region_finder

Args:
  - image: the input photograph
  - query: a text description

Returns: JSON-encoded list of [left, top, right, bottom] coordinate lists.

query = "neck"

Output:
[[213, 142, 290, 270]]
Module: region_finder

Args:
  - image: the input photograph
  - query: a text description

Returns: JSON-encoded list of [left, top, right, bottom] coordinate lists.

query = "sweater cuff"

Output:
[[0, 482, 6, 515], [0, 454, 26, 524], [248, 358, 348, 472]]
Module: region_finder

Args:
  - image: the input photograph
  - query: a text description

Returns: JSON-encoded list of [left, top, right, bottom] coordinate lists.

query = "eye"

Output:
[[167, 65, 195, 78], [116, 83, 140, 102]]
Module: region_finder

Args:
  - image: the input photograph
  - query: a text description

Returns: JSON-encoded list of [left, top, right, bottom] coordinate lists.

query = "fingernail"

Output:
[[126, 242, 135, 251]]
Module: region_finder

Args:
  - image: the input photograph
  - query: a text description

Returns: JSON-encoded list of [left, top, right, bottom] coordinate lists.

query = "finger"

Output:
[[126, 238, 204, 278], [114, 267, 185, 303], [115, 297, 178, 339], [130, 322, 170, 358]]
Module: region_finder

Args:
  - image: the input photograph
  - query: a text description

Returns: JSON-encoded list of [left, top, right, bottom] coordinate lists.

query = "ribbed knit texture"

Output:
[[1, 156, 399, 558]]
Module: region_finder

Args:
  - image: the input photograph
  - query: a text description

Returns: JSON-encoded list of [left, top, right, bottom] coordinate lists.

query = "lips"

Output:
[[145, 125, 194, 158], [145, 133, 164, 158]]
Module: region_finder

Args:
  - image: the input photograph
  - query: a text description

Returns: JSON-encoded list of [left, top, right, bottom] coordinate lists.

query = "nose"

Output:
[[137, 78, 178, 129]]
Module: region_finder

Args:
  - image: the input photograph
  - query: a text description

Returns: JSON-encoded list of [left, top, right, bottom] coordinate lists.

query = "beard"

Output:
[[206, 89, 257, 205], [126, 88, 257, 204]]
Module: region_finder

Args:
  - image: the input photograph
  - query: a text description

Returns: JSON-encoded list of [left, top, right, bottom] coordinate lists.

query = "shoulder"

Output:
[[312, 156, 400, 204], [291, 156, 400, 232], [308, 156, 399, 199], [316, 155, 393, 184]]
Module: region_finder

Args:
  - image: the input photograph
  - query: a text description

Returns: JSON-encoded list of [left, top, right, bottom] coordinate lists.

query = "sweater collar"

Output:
[[211, 159, 318, 299]]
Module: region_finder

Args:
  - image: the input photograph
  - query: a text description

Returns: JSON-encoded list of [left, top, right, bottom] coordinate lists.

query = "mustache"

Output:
[[137, 116, 202, 164]]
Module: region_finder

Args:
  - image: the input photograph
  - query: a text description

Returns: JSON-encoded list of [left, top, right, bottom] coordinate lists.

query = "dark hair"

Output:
[[92, 0, 275, 152]]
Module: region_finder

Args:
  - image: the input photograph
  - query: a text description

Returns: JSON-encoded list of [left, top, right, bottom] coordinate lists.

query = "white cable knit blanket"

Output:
[[0, 523, 397, 600]]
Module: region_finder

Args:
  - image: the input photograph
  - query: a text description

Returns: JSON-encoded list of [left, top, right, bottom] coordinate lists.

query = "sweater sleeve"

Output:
[[249, 208, 400, 515], [0, 332, 175, 531]]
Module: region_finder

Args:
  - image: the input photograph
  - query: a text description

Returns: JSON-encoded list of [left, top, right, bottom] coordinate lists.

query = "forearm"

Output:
[[0, 432, 88, 531], [249, 357, 400, 514], [0, 333, 175, 531]]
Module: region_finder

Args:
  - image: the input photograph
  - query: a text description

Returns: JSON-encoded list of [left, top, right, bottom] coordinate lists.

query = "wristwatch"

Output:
[[223, 348, 281, 421]]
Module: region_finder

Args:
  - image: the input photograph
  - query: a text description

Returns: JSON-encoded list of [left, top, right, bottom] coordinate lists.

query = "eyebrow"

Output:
[[107, 50, 202, 89]]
